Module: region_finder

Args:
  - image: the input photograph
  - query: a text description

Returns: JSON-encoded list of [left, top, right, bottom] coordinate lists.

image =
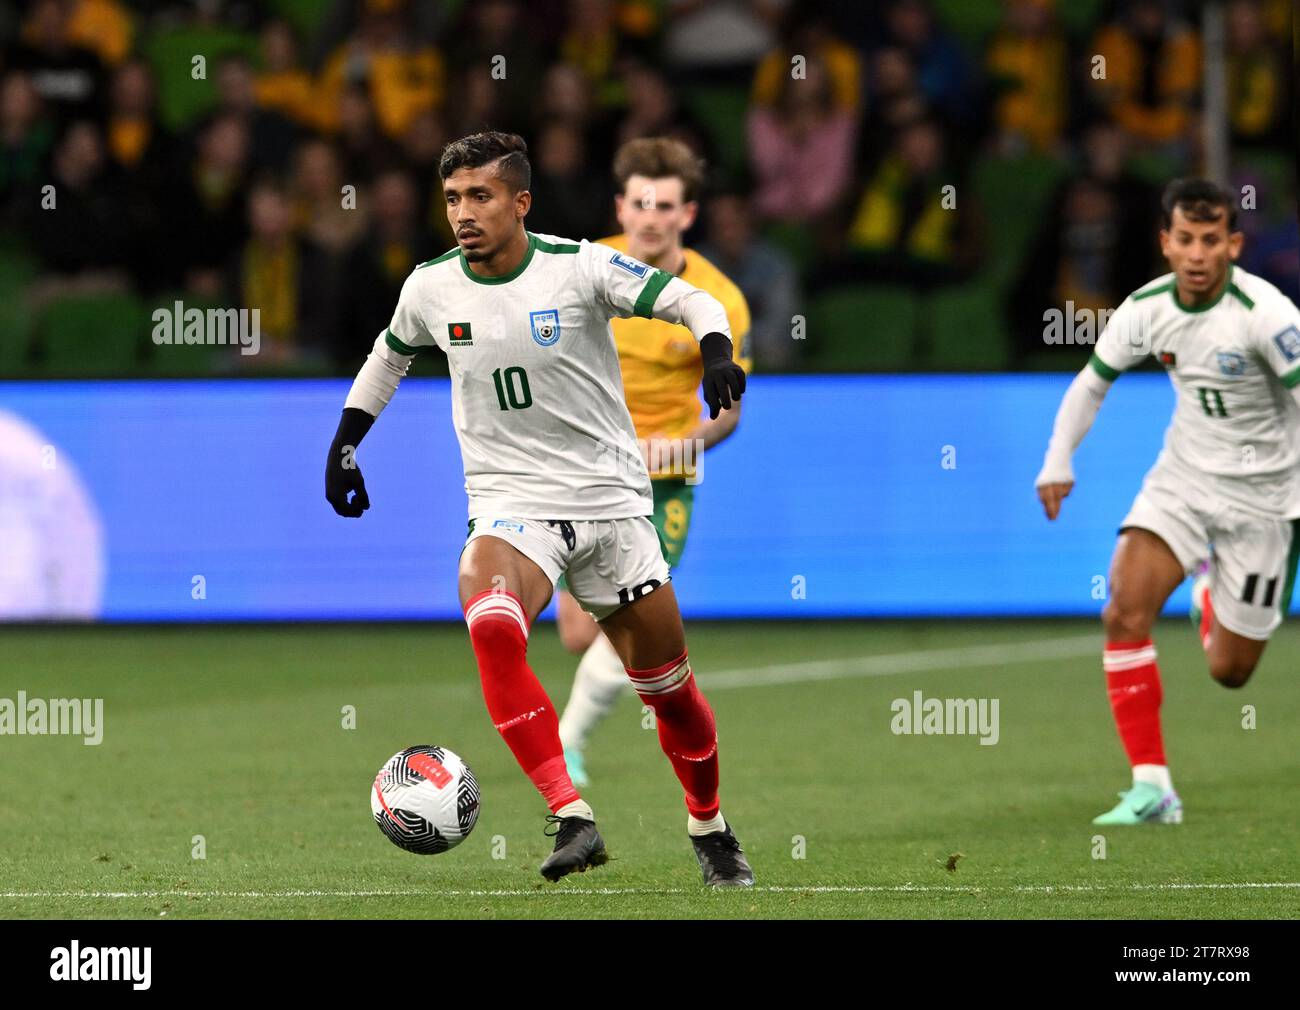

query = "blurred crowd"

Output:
[[0, 0, 1295, 375]]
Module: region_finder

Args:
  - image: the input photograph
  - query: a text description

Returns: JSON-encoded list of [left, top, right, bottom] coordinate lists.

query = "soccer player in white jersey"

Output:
[[325, 132, 753, 886], [1035, 179, 1300, 826]]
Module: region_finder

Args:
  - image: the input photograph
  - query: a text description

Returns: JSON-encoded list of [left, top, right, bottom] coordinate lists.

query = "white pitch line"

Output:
[[3, 882, 1296, 900], [696, 634, 1101, 690]]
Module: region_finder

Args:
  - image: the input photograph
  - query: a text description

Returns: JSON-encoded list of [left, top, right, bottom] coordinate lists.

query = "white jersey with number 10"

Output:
[[345, 231, 731, 520]]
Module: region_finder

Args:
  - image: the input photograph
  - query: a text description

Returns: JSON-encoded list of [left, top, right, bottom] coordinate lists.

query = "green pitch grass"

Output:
[[1, 620, 1297, 920]]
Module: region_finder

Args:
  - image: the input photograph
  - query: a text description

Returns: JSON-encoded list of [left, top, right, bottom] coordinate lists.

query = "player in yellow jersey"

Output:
[[556, 138, 751, 786]]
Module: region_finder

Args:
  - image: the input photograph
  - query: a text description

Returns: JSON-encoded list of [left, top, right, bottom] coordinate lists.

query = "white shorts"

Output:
[[1121, 460, 1300, 640], [463, 515, 671, 621]]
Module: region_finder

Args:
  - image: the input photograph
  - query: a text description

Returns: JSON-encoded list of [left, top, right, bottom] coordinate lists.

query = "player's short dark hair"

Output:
[[438, 131, 531, 193], [613, 137, 707, 203], [1161, 178, 1238, 231]]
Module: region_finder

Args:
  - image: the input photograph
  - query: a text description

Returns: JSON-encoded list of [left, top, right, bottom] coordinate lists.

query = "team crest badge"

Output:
[[1273, 325, 1300, 363], [530, 309, 561, 346], [1217, 351, 1247, 376]]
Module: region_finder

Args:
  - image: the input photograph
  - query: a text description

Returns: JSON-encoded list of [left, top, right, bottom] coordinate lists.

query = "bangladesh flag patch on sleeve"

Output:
[[448, 322, 473, 346]]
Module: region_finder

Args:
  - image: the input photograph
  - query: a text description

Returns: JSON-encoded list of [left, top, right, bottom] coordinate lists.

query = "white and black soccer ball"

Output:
[[371, 745, 480, 854]]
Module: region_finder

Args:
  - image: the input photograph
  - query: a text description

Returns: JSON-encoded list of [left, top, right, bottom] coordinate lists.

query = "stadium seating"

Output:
[[681, 86, 750, 178], [140, 293, 229, 376], [918, 282, 1009, 370], [34, 292, 146, 376], [144, 27, 260, 132], [807, 286, 917, 370], [269, 0, 335, 37], [972, 152, 1068, 291], [0, 242, 39, 373], [934, 0, 1106, 46], [761, 220, 818, 280]]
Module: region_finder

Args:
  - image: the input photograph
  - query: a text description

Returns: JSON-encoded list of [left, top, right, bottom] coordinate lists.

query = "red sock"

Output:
[[1103, 639, 1166, 767], [464, 589, 578, 813], [627, 650, 720, 820]]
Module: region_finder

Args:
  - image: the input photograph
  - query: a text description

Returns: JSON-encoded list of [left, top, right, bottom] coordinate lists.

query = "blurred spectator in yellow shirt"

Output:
[[560, 0, 630, 108], [1090, 0, 1200, 148], [1225, 0, 1289, 148], [65, 0, 132, 68], [751, 4, 862, 114], [233, 180, 334, 370], [254, 19, 318, 131], [986, 0, 1068, 155], [843, 117, 981, 285], [316, 7, 443, 141]]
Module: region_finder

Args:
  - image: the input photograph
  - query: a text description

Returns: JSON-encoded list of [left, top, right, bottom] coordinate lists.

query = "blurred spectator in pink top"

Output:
[[746, 57, 855, 223]]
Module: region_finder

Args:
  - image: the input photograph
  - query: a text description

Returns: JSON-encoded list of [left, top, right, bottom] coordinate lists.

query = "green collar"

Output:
[[1172, 264, 1233, 314], [459, 231, 536, 285]]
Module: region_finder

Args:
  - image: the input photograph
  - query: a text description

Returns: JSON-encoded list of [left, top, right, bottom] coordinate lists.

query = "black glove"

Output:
[[699, 331, 746, 420], [325, 407, 376, 517]]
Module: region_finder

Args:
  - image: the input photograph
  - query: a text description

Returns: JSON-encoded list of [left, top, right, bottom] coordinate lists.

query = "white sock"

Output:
[[1132, 764, 1173, 792], [687, 813, 726, 836], [555, 799, 594, 821], [557, 633, 627, 752]]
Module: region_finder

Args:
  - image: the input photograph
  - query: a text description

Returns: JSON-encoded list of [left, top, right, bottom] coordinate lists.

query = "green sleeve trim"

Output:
[[1088, 352, 1122, 382], [385, 329, 423, 356], [1281, 364, 1300, 389], [633, 269, 674, 319], [532, 236, 580, 254]]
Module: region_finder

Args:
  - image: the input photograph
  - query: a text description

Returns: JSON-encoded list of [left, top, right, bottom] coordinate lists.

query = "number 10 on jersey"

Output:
[[492, 366, 532, 410]]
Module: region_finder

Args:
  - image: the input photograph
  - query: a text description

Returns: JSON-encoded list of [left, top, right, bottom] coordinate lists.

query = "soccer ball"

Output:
[[371, 745, 480, 854]]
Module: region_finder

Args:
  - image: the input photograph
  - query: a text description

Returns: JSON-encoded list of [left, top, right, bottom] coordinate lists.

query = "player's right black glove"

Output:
[[699, 331, 746, 420], [325, 407, 376, 518]]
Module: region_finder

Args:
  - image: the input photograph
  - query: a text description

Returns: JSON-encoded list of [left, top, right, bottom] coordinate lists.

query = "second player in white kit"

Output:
[[1039, 263, 1300, 639], [1035, 179, 1300, 828]]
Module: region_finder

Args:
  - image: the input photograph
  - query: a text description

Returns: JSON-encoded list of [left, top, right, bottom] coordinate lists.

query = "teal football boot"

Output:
[[1092, 782, 1183, 825]]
